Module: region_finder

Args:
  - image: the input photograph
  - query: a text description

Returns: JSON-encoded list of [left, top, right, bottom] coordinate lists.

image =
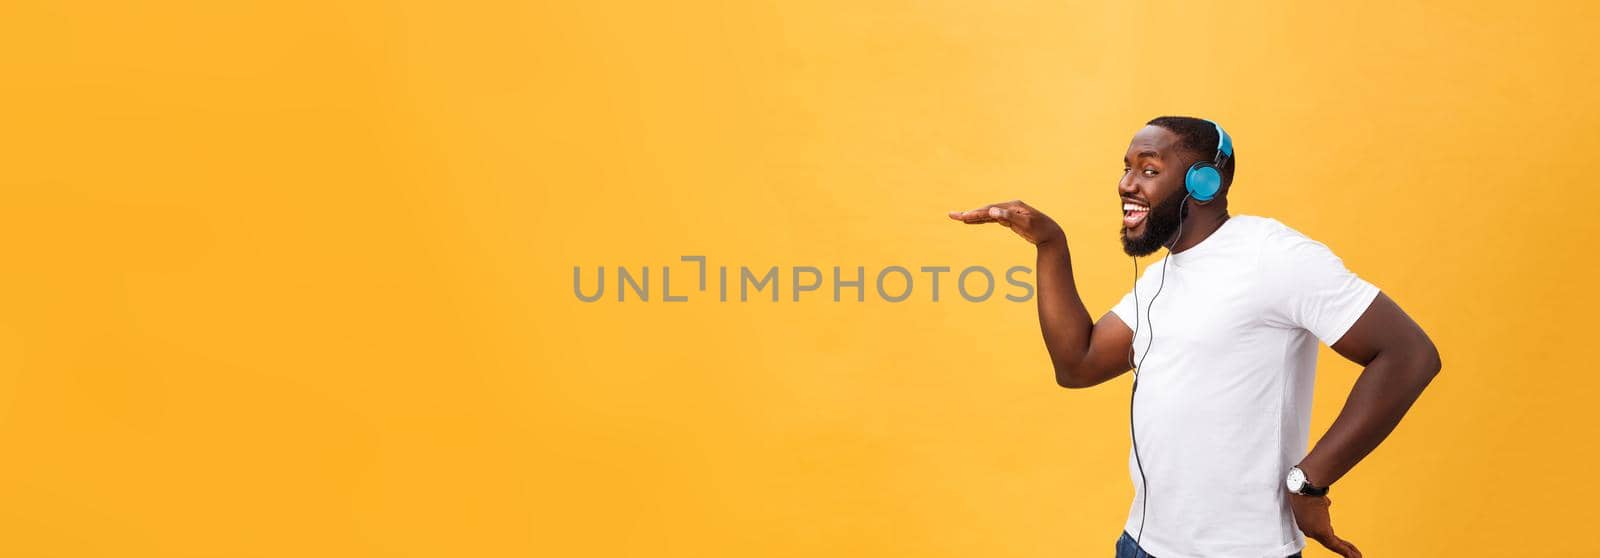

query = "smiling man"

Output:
[[947, 116, 1441, 558]]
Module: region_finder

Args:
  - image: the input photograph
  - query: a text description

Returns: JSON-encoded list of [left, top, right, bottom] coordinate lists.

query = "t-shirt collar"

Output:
[[1167, 214, 1239, 266]]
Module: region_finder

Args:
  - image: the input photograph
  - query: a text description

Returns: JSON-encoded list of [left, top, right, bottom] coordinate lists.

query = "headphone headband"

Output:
[[1206, 119, 1233, 168]]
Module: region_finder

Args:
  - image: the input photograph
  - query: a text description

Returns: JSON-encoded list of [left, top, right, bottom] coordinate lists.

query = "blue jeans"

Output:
[[1116, 531, 1302, 558]]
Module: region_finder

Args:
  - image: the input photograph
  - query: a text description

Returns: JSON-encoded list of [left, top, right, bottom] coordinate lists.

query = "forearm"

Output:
[[1034, 237, 1094, 384], [1298, 348, 1441, 486]]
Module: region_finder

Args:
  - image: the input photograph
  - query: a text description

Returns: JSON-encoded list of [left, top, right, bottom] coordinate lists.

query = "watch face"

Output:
[[1286, 468, 1306, 492]]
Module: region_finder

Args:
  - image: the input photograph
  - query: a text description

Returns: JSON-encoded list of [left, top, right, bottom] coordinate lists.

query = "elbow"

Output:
[[1056, 376, 1090, 389], [1409, 340, 1443, 382], [1057, 378, 1093, 390], [1053, 364, 1094, 389], [1423, 343, 1443, 377]]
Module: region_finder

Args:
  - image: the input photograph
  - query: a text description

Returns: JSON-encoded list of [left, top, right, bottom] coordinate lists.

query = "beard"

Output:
[[1120, 192, 1188, 257]]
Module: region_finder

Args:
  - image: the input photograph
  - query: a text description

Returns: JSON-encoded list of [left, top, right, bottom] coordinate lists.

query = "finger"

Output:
[[950, 207, 997, 224], [1334, 536, 1362, 558], [1309, 533, 1355, 558], [988, 206, 1021, 229]]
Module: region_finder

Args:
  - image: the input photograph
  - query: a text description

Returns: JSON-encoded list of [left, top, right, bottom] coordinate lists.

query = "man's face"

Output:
[[1119, 125, 1197, 257]]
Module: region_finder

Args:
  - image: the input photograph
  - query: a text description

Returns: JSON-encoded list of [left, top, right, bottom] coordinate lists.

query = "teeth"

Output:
[[1123, 203, 1148, 211]]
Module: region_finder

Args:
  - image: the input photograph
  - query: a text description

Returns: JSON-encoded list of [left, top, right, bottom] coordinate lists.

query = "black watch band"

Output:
[[1299, 482, 1329, 497]]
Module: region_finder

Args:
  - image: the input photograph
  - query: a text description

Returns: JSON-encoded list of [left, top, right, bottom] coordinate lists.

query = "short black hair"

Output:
[[1146, 115, 1236, 189]]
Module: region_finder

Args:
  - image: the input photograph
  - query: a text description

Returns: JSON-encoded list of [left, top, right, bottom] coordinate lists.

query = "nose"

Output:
[[1118, 170, 1137, 196]]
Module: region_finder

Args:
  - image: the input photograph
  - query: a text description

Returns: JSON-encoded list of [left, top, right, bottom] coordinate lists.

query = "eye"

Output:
[[1122, 167, 1131, 175], [1142, 168, 1158, 177]]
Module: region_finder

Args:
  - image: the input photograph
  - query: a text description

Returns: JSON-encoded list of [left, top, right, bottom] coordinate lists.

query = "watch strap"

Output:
[[1292, 466, 1330, 496]]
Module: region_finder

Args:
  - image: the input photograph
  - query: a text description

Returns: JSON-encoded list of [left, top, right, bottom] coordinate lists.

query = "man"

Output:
[[947, 116, 1441, 558]]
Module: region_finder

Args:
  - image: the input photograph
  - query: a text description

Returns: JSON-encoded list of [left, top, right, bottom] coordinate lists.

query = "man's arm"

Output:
[[1036, 240, 1135, 388], [1287, 291, 1441, 558], [1301, 291, 1443, 486], [949, 200, 1134, 389]]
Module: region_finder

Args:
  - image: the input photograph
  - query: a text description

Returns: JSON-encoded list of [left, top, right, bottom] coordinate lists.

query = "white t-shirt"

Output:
[[1109, 215, 1380, 558]]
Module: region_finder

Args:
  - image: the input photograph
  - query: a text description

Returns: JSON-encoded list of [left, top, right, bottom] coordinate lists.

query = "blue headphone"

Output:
[[1183, 120, 1234, 202]]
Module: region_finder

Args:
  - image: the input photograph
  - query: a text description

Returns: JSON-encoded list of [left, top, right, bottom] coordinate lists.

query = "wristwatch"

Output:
[[1285, 466, 1329, 497]]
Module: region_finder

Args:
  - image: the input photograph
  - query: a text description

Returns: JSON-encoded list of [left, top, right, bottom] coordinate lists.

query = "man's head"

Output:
[[1119, 116, 1237, 256]]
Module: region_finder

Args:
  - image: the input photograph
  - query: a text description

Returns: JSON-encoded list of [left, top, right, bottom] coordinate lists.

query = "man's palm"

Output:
[[947, 200, 1063, 246]]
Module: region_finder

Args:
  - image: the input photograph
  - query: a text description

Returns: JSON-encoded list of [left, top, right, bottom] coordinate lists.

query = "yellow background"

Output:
[[2, 0, 1596, 556]]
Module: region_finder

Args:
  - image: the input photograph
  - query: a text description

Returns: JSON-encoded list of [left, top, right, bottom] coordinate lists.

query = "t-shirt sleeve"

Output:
[[1261, 232, 1381, 347], [1110, 288, 1138, 329]]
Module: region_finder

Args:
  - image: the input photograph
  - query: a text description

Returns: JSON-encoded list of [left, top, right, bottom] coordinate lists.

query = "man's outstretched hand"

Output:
[[1289, 494, 1363, 558], [947, 200, 1064, 246]]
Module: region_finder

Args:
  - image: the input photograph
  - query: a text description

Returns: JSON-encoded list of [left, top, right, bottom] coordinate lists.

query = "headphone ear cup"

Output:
[[1185, 163, 1222, 202]]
